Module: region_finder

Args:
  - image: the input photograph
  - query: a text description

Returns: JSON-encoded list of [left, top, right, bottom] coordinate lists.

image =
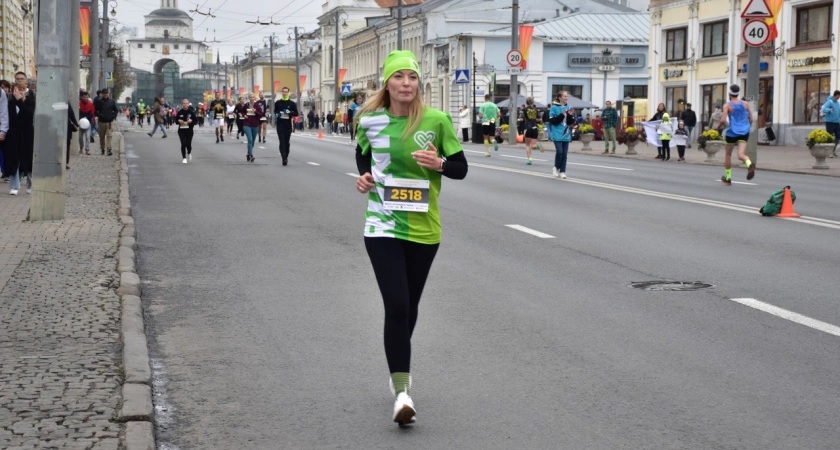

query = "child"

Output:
[[657, 113, 673, 161], [672, 120, 689, 161]]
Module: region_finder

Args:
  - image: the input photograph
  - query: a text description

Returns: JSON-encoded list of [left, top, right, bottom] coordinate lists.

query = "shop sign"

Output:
[[568, 53, 645, 68], [787, 56, 831, 67], [663, 69, 684, 80]]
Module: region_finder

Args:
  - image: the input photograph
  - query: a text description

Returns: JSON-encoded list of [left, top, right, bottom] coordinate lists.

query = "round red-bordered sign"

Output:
[[506, 49, 523, 67], [742, 20, 770, 47]]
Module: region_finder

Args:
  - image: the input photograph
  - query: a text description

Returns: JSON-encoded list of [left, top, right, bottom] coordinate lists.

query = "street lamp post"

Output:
[[264, 34, 280, 102], [332, 11, 348, 113], [101, 0, 118, 90], [288, 27, 305, 117]]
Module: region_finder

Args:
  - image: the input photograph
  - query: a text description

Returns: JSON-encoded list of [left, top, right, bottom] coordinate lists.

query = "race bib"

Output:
[[227, 114, 235, 119], [246, 108, 256, 116], [260, 117, 267, 121], [382, 178, 430, 212], [179, 124, 188, 129]]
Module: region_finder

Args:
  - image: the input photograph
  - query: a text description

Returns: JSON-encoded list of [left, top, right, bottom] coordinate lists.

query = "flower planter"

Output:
[[702, 140, 725, 162], [625, 140, 638, 155], [809, 143, 835, 169], [579, 133, 595, 151]]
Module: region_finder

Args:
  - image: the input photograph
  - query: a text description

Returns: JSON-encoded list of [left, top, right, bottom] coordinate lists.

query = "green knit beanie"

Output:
[[383, 50, 420, 83]]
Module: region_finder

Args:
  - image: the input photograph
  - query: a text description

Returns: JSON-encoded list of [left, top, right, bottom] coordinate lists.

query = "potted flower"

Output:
[[578, 124, 595, 150], [697, 129, 725, 162], [806, 128, 836, 169], [617, 125, 645, 155]]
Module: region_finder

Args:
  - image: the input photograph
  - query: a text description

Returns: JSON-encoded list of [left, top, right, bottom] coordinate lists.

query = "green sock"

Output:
[[744, 158, 752, 168], [725, 168, 732, 180], [391, 372, 411, 395]]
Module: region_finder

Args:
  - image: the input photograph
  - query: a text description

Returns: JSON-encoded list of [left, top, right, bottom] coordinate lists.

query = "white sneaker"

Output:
[[25, 188, 31, 194], [552, 167, 559, 177], [182, 158, 187, 164], [560, 172, 567, 179], [188, 154, 192, 161], [392, 392, 416, 425], [9, 189, 18, 195]]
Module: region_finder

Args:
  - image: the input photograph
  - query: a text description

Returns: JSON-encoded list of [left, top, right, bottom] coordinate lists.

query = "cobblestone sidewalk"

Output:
[[0, 150, 124, 449]]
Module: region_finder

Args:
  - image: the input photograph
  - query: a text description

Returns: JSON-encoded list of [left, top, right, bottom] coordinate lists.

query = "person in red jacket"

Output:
[[78, 92, 95, 155]]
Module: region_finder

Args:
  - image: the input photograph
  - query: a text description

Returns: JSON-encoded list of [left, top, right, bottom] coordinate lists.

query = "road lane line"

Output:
[[505, 224, 555, 239], [345, 172, 358, 177], [307, 162, 321, 166], [715, 179, 758, 186], [730, 298, 840, 337], [463, 149, 630, 170], [469, 162, 840, 230], [569, 162, 633, 171]]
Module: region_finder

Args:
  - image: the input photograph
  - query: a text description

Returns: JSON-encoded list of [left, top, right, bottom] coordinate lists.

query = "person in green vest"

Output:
[[478, 94, 500, 156], [354, 49, 468, 427], [136, 99, 146, 128]]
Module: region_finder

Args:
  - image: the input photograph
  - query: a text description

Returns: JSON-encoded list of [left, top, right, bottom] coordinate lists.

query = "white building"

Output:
[[125, 0, 207, 80]]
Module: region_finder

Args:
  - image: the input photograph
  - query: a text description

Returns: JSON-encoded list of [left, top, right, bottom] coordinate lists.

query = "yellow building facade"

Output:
[[649, 0, 840, 145], [0, 0, 35, 81]]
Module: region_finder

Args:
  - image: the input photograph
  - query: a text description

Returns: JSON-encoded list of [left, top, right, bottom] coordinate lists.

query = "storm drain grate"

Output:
[[630, 281, 714, 291]]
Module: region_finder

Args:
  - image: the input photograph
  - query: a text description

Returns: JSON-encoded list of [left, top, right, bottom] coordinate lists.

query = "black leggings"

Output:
[[177, 129, 193, 158], [365, 237, 439, 373], [661, 139, 670, 159]]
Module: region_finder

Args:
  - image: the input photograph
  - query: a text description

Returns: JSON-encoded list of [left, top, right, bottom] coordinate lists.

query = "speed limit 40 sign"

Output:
[[506, 49, 523, 67], [743, 20, 770, 47]]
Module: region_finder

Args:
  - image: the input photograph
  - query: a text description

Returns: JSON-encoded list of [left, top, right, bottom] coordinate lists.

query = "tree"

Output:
[[107, 46, 134, 102]]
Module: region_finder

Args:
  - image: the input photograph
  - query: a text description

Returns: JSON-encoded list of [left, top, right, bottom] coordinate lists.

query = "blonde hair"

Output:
[[355, 82, 425, 142]]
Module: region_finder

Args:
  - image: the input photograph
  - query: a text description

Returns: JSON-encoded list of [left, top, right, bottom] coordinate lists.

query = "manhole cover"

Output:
[[630, 281, 714, 291]]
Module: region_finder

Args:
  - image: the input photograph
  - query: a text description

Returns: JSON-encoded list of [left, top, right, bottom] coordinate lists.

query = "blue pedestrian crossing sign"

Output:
[[341, 83, 353, 96], [454, 69, 470, 84]]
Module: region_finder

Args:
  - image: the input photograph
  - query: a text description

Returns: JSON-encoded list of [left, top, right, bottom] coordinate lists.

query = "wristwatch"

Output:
[[438, 156, 447, 173]]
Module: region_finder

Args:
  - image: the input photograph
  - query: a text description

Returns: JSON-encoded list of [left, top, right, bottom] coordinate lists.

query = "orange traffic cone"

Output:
[[317, 129, 324, 140], [776, 186, 800, 218]]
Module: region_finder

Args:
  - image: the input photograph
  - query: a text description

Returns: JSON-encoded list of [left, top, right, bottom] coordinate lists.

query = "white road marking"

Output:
[[258, 146, 266, 149], [469, 162, 840, 230], [569, 162, 633, 171], [730, 298, 840, 337], [505, 224, 555, 239], [307, 162, 320, 166], [345, 172, 358, 177], [464, 149, 631, 170], [716, 179, 758, 186]]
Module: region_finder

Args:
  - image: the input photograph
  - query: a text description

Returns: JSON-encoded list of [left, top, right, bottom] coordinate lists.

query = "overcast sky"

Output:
[[114, 0, 325, 62]]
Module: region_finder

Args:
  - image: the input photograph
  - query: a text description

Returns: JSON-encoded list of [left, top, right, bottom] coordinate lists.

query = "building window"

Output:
[[702, 21, 728, 57], [329, 46, 334, 72], [665, 28, 687, 61], [664, 86, 686, 116], [793, 74, 831, 124], [150, 44, 156, 49], [551, 84, 583, 99], [796, 4, 832, 45], [186, 45, 192, 50], [701, 83, 726, 129], [623, 85, 647, 99], [137, 43, 143, 48], [174, 44, 179, 50]]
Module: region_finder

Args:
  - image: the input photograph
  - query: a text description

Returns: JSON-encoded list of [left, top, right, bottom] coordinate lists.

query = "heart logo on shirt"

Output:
[[413, 131, 436, 149]]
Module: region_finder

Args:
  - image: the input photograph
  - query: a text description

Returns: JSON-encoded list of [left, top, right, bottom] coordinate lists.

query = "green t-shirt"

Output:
[[479, 101, 499, 124], [358, 107, 461, 244]]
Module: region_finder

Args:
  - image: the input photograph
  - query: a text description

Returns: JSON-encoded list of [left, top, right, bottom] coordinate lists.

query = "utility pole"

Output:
[[102, 0, 110, 90], [289, 28, 303, 117], [90, 0, 100, 91], [31, 0, 73, 220], [234, 55, 239, 97], [396, 0, 402, 50], [334, 10, 340, 113], [250, 46, 255, 94], [746, 43, 759, 167], [70, 0, 81, 156], [508, 0, 519, 146]]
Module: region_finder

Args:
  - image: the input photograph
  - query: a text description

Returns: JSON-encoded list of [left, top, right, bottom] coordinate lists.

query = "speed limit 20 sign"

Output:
[[506, 49, 523, 67], [743, 20, 770, 47]]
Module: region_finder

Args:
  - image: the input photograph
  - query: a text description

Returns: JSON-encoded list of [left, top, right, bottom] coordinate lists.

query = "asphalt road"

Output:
[[125, 125, 840, 449]]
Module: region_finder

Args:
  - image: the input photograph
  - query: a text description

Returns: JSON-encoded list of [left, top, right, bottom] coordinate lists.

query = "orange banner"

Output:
[[274, 81, 280, 93], [519, 25, 534, 70], [764, 0, 784, 41], [80, 7, 91, 56], [300, 75, 307, 90], [338, 68, 348, 86], [254, 85, 259, 94]]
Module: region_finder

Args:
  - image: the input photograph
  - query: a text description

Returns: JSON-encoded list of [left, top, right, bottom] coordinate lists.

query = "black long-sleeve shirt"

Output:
[[355, 145, 468, 180]]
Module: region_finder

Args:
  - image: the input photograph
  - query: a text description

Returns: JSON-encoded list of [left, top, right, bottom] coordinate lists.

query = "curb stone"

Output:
[[115, 131, 156, 450], [118, 384, 154, 422]]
